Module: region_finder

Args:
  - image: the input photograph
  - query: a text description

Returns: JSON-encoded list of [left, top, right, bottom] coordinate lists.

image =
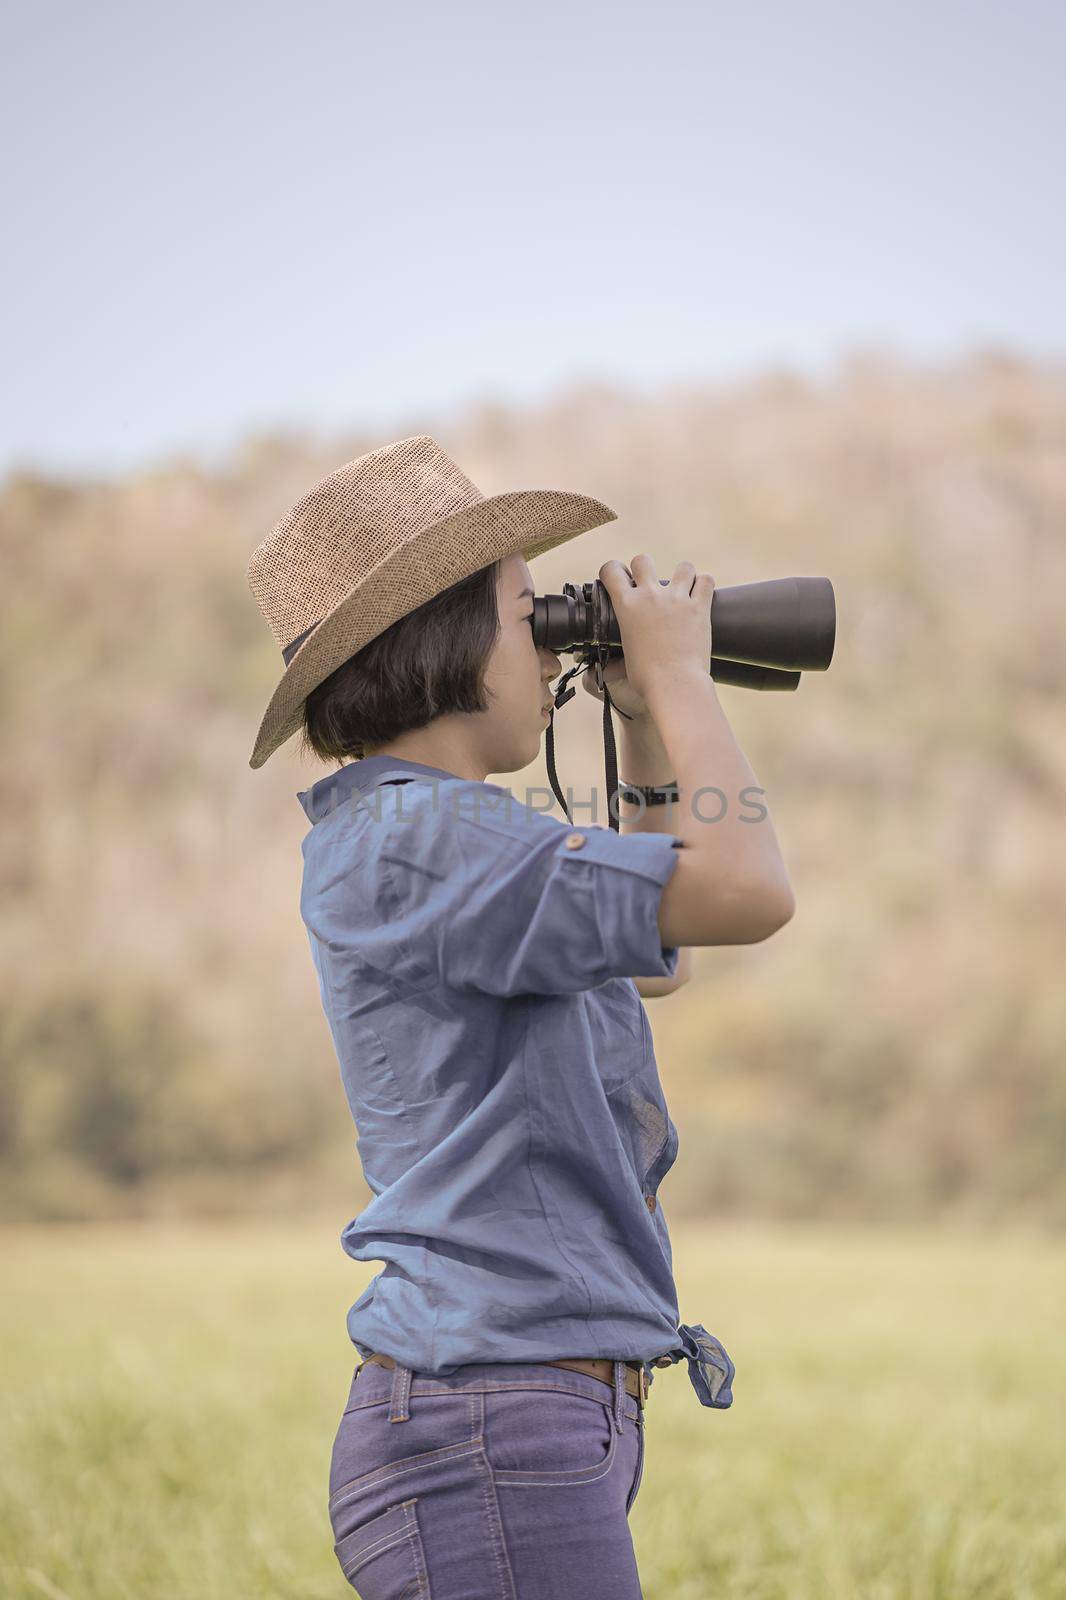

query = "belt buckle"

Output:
[[637, 1365, 648, 1408]]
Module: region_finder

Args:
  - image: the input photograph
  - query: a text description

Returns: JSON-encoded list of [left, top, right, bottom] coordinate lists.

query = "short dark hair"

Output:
[[299, 559, 502, 767]]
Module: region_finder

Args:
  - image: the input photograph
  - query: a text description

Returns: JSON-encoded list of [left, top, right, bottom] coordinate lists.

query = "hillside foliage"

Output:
[[3, 348, 1064, 1224]]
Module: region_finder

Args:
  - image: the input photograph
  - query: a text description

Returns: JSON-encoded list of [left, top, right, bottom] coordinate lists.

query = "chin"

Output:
[[494, 729, 542, 776]]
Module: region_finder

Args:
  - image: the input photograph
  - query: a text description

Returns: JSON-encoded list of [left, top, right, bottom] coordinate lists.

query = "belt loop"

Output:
[[611, 1359, 625, 1434], [388, 1361, 412, 1424]]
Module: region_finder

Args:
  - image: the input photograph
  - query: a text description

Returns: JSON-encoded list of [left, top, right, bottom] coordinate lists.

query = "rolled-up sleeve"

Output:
[[376, 782, 684, 997]]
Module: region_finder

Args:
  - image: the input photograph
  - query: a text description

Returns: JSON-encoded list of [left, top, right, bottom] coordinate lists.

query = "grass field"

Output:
[[1, 1219, 1063, 1599]]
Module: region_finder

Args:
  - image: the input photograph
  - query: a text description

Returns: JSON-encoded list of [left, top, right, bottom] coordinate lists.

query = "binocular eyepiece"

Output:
[[530, 575, 836, 691]]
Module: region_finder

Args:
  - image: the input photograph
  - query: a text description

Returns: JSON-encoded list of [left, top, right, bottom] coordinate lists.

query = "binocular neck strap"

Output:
[[543, 649, 632, 834]]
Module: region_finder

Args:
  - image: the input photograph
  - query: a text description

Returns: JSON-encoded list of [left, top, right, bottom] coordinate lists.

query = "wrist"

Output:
[[617, 777, 679, 807], [618, 713, 674, 788], [642, 665, 715, 709]]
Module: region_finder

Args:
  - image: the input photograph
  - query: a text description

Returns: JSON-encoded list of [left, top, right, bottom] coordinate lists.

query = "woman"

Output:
[[246, 435, 794, 1598]]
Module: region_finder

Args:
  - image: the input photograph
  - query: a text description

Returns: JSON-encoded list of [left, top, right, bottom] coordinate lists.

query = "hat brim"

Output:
[[248, 486, 615, 770]]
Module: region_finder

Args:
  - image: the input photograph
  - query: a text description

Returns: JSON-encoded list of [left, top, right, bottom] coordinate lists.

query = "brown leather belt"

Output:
[[363, 1351, 650, 1409]]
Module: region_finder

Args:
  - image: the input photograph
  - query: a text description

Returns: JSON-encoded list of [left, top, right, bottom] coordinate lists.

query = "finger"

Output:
[[628, 552, 657, 586], [598, 558, 635, 598]]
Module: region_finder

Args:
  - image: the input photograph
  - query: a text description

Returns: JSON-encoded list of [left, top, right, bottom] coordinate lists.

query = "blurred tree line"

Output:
[[2, 348, 1064, 1225]]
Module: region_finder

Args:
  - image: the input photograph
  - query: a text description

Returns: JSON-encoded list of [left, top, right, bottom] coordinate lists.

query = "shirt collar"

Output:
[[297, 755, 464, 824]]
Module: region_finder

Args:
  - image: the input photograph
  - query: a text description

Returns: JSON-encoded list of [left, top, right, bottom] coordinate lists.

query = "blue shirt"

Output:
[[296, 753, 735, 1411]]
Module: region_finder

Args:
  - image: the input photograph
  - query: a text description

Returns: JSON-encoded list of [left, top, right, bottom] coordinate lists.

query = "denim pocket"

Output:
[[625, 1419, 646, 1514], [483, 1387, 618, 1486], [329, 1390, 479, 1509], [332, 1497, 429, 1596]]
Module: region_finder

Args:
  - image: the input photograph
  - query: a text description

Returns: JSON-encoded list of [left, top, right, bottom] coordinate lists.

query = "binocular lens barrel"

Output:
[[530, 576, 835, 692]]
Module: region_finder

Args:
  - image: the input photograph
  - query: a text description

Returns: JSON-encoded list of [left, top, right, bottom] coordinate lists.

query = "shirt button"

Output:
[[645, 1194, 657, 1213], [565, 832, 587, 850]]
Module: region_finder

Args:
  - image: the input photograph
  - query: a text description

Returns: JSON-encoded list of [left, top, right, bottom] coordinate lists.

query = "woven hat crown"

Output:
[[244, 433, 615, 769], [246, 435, 482, 660]]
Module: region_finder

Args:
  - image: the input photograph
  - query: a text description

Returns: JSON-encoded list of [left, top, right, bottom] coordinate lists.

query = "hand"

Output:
[[597, 555, 715, 705], [581, 655, 652, 721]]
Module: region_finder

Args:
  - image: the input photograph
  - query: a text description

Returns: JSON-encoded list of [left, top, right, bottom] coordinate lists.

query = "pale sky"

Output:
[[2, 0, 1063, 480]]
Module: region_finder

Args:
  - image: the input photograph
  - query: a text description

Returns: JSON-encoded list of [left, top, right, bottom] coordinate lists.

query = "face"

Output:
[[478, 553, 563, 774], [359, 552, 563, 781]]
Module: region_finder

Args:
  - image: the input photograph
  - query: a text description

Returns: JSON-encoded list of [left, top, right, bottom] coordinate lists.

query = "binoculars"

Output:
[[530, 575, 836, 690]]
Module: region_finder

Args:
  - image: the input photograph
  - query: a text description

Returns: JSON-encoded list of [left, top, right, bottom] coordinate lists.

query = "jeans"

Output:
[[327, 1356, 648, 1598]]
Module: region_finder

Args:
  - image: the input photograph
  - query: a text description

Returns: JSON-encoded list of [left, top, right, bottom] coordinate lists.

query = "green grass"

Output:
[[1, 1220, 1063, 1598]]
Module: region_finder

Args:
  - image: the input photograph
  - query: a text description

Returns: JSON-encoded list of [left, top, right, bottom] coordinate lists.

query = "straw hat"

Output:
[[245, 434, 616, 769]]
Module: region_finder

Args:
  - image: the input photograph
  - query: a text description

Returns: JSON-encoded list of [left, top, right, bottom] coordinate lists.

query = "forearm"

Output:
[[642, 669, 792, 904], [616, 711, 681, 839], [617, 712, 693, 990]]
